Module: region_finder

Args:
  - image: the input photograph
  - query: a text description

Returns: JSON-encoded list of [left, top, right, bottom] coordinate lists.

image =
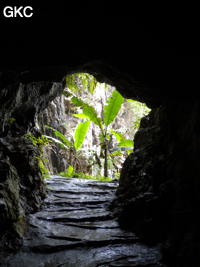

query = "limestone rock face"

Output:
[[113, 100, 200, 267], [37, 94, 69, 174], [0, 79, 63, 249]]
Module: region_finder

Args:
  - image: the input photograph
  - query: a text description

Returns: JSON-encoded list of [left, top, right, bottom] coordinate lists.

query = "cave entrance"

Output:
[[39, 73, 150, 181]]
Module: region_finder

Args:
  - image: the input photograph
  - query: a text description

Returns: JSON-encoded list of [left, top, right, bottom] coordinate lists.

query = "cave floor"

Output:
[[1, 176, 165, 267]]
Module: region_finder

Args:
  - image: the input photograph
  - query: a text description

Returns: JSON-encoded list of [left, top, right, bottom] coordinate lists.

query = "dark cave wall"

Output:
[[0, 67, 200, 267], [114, 99, 200, 267], [0, 5, 199, 264], [0, 80, 64, 249]]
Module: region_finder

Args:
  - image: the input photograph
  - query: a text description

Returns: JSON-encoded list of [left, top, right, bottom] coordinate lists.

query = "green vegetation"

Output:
[[70, 89, 125, 177], [35, 156, 49, 177], [7, 117, 16, 125], [41, 72, 150, 181], [45, 121, 90, 152], [66, 73, 97, 94], [74, 121, 90, 151], [25, 133, 49, 148], [45, 121, 90, 172], [25, 133, 50, 178], [126, 99, 150, 131], [59, 165, 112, 181]]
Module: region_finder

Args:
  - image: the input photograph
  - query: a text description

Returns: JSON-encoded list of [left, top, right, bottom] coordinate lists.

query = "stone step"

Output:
[[1, 176, 163, 267]]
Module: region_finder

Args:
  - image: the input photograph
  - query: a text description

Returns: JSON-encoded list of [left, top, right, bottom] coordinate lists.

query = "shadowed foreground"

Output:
[[1, 176, 165, 267]]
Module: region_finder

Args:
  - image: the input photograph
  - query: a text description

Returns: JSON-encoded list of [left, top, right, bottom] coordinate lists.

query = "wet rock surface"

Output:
[[0, 176, 165, 267], [37, 95, 69, 174], [114, 102, 200, 266], [0, 81, 63, 249]]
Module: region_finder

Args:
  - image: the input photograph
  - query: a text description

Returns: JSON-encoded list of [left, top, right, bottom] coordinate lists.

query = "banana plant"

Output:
[[109, 129, 134, 155], [71, 89, 126, 177], [44, 121, 90, 171]]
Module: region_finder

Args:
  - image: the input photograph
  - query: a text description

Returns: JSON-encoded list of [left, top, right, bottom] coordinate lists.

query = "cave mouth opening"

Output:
[[38, 72, 150, 182]]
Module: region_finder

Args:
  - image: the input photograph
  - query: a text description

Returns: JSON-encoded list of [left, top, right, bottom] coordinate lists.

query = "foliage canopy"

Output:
[[42, 72, 150, 180]]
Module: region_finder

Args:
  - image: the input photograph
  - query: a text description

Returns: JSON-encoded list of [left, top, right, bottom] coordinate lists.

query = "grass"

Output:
[[58, 171, 113, 181]]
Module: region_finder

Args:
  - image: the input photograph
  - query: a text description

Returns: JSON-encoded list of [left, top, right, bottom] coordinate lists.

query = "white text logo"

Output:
[[3, 6, 33, 18]]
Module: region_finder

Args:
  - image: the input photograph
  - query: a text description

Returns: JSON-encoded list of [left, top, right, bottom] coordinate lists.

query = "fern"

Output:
[[103, 90, 124, 126]]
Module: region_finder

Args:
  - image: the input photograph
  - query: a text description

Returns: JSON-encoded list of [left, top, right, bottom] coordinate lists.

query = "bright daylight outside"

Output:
[[37, 73, 151, 181]]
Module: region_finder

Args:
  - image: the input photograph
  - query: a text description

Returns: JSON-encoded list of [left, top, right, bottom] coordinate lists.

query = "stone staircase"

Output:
[[1, 176, 165, 267]]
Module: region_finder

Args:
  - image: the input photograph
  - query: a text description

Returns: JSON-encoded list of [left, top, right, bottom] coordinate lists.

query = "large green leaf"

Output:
[[71, 96, 103, 130], [44, 135, 68, 149], [109, 151, 123, 157], [45, 126, 72, 147], [127, 149, 133, 155], [88, 76, 97, 94], [71, 95, 84, 106], [73, 113, 91, 119], [103, 90, 124, 126], [118, 139, 134, 147], [74, 121, 90, 151], [109, 129, 126, 142], [66, 165, 74, 176]]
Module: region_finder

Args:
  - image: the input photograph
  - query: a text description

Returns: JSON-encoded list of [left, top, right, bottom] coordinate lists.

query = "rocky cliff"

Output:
[[37, 94, 70, 174], [0, 78, 63, 249]]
